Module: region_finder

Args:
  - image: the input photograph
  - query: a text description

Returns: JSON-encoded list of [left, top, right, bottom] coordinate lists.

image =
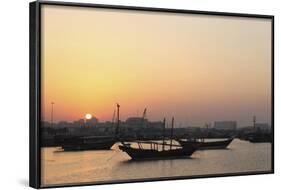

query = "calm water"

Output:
[[41, 139, 271, 186]]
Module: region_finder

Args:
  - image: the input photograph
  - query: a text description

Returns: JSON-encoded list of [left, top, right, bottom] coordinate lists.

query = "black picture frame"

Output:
[[29, 1, 274, 189]]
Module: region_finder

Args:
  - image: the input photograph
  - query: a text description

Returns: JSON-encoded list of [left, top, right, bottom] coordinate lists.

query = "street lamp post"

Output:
[[51, 102, 54, 128]]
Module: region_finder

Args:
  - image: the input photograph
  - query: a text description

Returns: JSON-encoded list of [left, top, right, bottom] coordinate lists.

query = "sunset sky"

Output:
[[41, 5, 272, 127]]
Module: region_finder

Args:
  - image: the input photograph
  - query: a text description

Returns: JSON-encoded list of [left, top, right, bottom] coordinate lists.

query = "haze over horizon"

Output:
[[41, 5, 272, 127]]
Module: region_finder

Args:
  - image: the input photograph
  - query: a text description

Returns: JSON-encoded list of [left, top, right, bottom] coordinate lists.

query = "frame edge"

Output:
[[32, 1, 275, 188], [29, 1, 41, 188]]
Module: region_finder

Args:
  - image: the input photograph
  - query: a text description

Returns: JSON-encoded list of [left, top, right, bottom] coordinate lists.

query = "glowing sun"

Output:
[[85, 113, 92, 120]]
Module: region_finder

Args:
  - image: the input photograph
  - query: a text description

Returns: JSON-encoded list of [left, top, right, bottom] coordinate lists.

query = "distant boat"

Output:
[[246, 116, 272, 143], [247, 134, 272, 143], [119, 117, 198, 160], [61, 104, 121, 151], [61, 136, 116, 151], [177, 138, 234, 150]]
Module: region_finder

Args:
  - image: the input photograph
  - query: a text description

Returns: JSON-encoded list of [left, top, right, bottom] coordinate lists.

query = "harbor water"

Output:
[[41, 139, 271, 186]]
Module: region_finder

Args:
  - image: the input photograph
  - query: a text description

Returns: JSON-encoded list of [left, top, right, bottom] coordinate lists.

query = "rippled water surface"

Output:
[[41, 139, 271, 186]]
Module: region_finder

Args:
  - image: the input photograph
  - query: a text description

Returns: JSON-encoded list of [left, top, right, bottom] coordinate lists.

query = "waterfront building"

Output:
[[214, 121, 237, 131]]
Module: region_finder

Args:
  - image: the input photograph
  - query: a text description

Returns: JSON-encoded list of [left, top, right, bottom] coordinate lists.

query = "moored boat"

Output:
[[119, 141, 197, 160], [62, 136, 116, 151], [119, 117, 198, 160], [177, 138, 234, 150], [247, 134, 272, 143], [61, 104, 121, 151], [247, 116, 272, 143]]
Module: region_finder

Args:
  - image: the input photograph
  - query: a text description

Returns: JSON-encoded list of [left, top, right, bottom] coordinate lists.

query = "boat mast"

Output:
[[162, 117, 166, 151], [115, 103, 120, 138], [142, 108, 147, 128], [170, 117, 174, 150]]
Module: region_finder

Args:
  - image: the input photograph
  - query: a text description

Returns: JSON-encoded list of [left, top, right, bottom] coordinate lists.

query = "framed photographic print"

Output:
[[29, 1, 274, 188]]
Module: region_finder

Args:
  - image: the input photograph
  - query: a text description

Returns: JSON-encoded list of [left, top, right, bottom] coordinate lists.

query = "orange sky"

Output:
[[41, 5, 272, 127]]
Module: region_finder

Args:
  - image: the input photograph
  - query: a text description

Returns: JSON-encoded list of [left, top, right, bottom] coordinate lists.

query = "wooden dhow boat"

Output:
[[177, 138, 234, 150], [119, 117, 198, 160], [61, 104, 121, 151]]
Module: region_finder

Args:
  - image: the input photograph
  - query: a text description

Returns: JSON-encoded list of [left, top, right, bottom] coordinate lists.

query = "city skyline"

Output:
[[41, 5, 272, 126], [42, 106, 269, 129]]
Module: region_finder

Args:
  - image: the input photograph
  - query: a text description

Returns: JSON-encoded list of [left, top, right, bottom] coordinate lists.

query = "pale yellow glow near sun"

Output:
[[85, 113, 92, 120]]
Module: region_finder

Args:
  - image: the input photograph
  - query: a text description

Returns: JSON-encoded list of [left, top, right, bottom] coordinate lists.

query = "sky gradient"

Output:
[[41, 5, 272, 127]]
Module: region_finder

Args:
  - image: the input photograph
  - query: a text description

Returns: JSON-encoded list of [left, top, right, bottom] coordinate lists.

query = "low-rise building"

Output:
[[214, 121, 237, 131]]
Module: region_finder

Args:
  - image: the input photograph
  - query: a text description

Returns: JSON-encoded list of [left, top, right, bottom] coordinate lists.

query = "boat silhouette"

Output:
[[247, 133, 272, 143], [119, 141, 197, 160], [119, 117, 198, 160], [61, 104, 121, 151], [247, 116, 272, 143], [61, 136, 116, 151], [177, 138, 234, 150]]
